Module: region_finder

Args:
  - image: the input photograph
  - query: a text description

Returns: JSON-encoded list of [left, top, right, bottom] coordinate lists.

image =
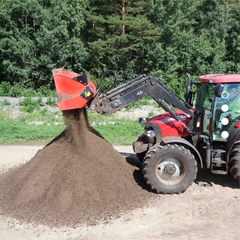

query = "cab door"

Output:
[[213, 84, 240, 141], [194, 83, 214, 137]]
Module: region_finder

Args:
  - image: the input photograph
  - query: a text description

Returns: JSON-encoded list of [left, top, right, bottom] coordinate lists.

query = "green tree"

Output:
[[144, 0, 207, 94], [225, 2, 240, 72], [0, 0, 42, 86], [196, 0, 232, 73], [84, 0, 160, 80], [143, 0, 236, 96], [0, 0, 89, 91], [0, 0, 240, 97]]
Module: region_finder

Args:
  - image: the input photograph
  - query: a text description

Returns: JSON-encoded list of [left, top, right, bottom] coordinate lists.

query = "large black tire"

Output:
[[229, 138, 240, 183], [142, 143, 197, 194]]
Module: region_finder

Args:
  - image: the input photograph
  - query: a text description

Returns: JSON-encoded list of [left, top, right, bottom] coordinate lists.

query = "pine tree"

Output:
[[84, 0, 160, 79]]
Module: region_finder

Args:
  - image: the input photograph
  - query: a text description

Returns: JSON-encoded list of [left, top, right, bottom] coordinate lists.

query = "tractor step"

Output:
[[211, 160, 227, 174], [211, 149, 227, 174], [211, 169, 228, 174], [211, 161, 227, 174]]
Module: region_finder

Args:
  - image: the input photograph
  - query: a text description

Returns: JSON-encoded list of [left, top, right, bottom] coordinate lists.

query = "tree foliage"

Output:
[[83, 0, 160, 80], [0, 0, 88, 89], [0, 0, 240, 96]]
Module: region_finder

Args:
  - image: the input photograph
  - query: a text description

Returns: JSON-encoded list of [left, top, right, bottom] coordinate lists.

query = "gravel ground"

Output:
[[0, 145, 239, 240], [0, 97, 239, 239]]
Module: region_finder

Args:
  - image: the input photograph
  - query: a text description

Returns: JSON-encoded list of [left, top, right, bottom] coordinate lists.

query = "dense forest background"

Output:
[[0, 0, 239, 96]]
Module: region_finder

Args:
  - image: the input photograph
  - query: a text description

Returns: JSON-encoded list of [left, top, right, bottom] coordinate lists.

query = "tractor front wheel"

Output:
[[142, 143, 197, 194], [229, 138, 240, 183]]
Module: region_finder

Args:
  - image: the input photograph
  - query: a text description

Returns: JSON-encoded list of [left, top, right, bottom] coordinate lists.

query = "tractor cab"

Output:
[[194, 74, 240, 142]]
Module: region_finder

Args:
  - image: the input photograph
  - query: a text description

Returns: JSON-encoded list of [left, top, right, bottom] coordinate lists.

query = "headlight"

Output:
[[146, 130, 156, 143]]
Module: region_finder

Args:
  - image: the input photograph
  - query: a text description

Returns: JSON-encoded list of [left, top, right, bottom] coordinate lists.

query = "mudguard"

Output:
[[161, 136, 203, 168]]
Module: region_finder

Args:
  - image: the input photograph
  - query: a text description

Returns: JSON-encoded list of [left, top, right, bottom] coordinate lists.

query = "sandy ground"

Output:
[[0, 145, 239, 240]]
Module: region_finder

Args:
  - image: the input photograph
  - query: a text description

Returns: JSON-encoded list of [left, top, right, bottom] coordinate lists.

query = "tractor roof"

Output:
[[199, 74, 240, 83]]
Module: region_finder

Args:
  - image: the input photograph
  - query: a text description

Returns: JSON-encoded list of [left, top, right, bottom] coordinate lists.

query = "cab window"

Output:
[[196, 83, 214, 110]]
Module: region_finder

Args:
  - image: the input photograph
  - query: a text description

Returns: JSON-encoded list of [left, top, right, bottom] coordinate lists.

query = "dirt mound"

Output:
[[0, 109, 152, 227]]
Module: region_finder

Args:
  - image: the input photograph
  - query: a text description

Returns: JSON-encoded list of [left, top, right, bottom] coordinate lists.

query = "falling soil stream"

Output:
[[0, 109, 152, 227]]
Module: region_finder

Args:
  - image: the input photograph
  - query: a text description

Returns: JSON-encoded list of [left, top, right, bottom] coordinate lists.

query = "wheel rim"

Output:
[[156, 157, 184, 184]]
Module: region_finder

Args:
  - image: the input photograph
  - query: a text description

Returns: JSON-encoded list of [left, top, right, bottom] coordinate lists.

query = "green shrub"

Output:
[[0, 81, 11, 96], [38, 86, 57, 97], [46, 97, 57, 106], [0, 99, 11, 106], [20, 98, 44, 113], [148, 111, 155, 118], [0, 82, 57, 97]]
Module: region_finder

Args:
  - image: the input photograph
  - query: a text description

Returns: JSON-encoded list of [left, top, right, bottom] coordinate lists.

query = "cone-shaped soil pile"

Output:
[[0, 109, 151, 227]]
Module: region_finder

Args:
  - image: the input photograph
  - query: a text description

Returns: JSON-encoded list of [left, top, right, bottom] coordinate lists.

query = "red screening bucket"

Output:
[[52, 68, 97, 111]]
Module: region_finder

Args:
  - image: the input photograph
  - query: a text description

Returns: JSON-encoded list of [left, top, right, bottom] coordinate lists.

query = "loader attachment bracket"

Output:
[[73, 73, 90, 85]]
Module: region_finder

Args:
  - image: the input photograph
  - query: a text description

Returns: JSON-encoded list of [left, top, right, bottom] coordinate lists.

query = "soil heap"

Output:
[[0, 109, 152, 227]]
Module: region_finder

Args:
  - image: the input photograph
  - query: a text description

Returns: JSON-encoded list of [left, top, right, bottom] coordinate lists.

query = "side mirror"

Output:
[[185, 73, 194, 105], [214, 84, 224, 97]]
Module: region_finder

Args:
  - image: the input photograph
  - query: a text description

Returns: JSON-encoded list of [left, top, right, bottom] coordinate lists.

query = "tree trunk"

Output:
[[122, 0, 126, 34]]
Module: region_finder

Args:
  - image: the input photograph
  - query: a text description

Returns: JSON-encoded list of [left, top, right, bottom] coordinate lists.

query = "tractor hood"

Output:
[[148, 110, 193, 138]]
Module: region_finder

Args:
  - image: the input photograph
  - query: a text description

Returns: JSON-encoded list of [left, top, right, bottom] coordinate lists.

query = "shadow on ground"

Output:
[[120, 151, 240, 192], [195, 169, 240, 189], [120, 152, 153, 193]]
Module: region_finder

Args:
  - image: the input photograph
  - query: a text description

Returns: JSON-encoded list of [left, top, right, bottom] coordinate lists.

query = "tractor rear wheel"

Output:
[[142, 143, 197, 194], [229, 138, 240, 183]]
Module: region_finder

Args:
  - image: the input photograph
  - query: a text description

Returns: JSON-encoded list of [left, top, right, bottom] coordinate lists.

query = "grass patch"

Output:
[[0, 109, 63, 144], [0, 108, 143, 145], [0, 89, 158, 145], [17, 109, 63, 125], [20, 98, 44, 113], [94, 121, 142, 145], [87, 111, 143, 145], [0, 112, 64, 144]]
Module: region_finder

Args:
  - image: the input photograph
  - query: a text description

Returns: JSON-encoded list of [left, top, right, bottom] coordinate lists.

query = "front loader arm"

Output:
[[88, 74, 194, 128], [52, 69, 194, 133]]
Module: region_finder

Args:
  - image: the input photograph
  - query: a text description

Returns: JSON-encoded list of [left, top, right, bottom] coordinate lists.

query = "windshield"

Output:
[[195, 83, 240, 141], [213, 83, 240, 141]]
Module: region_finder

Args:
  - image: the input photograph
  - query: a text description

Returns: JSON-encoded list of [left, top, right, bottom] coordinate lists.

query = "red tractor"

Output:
[[53, 69, 240, 194]]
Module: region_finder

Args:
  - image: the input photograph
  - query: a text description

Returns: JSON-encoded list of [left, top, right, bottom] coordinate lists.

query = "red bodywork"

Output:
[[148, 110, 193, 138], [199, 74, 240, 83]]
